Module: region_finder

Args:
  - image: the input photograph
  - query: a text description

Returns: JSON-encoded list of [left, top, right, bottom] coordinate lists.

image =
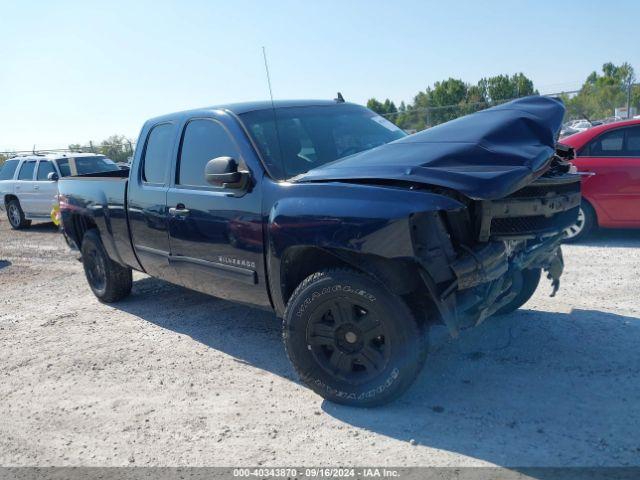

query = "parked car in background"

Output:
[[561, 119, 640, 241], [0, 153, 119, 229]]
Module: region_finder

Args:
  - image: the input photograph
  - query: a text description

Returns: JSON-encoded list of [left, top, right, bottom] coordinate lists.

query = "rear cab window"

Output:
[[0, 159, 20, 180], [17, 161, 36, 180], [143, 124, 174, 184]]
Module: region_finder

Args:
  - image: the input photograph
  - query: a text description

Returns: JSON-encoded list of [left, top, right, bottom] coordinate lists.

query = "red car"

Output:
[[560, 119, 640, 241]]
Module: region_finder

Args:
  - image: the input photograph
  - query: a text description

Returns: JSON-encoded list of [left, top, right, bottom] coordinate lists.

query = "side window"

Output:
[[583, 129, 625, 157], [0, 159, 19, 180], [143, 123, 174, 184], [17, 161, 36, 180], [57, 159, 71, 177], [37, 161, 56, 181], [624, 126, 640, 157], [178, 119, 241, 187]]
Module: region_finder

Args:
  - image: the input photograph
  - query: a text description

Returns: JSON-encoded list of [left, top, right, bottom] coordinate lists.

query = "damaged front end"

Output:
[[412, 153, 580, 335]]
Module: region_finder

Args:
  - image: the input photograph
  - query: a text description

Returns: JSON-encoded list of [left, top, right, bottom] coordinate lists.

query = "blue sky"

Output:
[[1, 0, 639, 151]]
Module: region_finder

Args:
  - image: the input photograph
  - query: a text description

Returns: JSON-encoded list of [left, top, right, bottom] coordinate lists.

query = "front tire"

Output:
[[6, 199, 31, 230], [81, 229, 132, 303], [284, 269, 427, 407], [495, 268, 541, 315]]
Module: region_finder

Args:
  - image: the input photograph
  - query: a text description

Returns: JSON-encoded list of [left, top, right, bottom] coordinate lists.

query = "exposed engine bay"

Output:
[[411, 146, 581, 335]]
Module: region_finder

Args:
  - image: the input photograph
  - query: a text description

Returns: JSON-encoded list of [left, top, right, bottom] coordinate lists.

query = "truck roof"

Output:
[[145, 99, 356, 124]]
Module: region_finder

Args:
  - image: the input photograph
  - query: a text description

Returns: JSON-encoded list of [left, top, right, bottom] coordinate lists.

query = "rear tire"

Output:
[[6, 199, 31, 230], [563, 202, 596, 243], [81, 229, 132, 303], [495, 268, 541, 315], [283, 269, 427, 407]]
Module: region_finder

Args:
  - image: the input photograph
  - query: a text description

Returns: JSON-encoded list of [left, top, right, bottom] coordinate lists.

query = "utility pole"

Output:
[[626, 82, 632, 119]]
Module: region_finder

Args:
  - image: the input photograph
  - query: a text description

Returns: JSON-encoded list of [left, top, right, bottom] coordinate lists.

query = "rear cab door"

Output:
[[575, 125, 640, 226], [126, 121, 181, 283], [165, 111, 271, 308]]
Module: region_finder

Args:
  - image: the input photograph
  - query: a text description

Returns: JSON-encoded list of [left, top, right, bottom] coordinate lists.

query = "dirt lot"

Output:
[[0, 222, 639, 467]]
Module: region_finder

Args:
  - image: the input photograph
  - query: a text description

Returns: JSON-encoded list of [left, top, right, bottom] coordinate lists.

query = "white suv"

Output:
[[0, 153, 120, 229]]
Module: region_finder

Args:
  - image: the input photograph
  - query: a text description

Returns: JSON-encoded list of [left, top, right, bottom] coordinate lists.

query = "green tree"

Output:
[[68, 135, 134, 163], [0, 151, 16, 167], [564, 62, 636, 120], [98, 135, 133, 164], [478, 73, 537, 103], [366, 98, 398, 116], [402, 78, 470, 128]]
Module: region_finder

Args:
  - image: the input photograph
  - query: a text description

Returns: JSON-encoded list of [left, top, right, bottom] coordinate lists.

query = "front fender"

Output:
[[265, 181, 465, 313]]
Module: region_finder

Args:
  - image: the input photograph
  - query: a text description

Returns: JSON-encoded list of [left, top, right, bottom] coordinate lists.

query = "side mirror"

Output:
[[204, 157, 249, 189], [47, 172, 59, 181]]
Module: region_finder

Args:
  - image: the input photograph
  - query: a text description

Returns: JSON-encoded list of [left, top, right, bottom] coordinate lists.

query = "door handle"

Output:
[[169, 205, 190, 217], [33, 185, 40, 190]]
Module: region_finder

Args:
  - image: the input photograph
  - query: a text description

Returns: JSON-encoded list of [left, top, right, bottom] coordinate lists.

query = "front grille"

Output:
[[509, 180, 579, 198], [477, 173, 582, 241], [490, 206, 579, 237]]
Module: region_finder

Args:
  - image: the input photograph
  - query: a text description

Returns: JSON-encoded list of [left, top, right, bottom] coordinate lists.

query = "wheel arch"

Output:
[[278, 246, 426, 317], [581, 196, 599, 227], [4, 194, 18, 206], [66, 213, 98, 249]]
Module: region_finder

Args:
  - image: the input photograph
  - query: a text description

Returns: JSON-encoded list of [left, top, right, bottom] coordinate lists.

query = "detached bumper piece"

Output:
[[477, 174, 581, 241]]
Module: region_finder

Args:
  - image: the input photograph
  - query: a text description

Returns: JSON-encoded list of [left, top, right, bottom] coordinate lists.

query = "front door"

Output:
[[166, 116, 270, 308], [577, 125, 640, 225]]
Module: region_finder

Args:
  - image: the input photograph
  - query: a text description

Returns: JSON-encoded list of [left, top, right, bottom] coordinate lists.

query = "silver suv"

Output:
[[0, 153, 120, 229]]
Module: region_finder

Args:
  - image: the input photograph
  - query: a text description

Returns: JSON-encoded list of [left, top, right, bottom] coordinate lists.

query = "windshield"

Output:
[[239, 104, 406, 179], [56, 156, 119, 176]]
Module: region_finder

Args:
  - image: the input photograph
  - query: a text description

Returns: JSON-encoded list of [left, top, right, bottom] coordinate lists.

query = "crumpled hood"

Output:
[[295, 96, 565, 200]]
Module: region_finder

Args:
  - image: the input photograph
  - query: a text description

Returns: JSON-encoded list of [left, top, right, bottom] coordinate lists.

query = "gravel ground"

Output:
[[0, 222, 639, 467]]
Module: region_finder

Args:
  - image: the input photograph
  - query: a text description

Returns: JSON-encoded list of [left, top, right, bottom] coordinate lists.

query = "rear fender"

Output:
[[61, 193, 124, 266]]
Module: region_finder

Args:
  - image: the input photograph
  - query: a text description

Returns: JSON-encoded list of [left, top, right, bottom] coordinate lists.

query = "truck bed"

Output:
[[58, 174, 140, 270]]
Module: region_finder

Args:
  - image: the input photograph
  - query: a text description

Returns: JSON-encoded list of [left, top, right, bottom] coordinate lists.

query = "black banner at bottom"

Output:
[[0, 467, 638, 480]]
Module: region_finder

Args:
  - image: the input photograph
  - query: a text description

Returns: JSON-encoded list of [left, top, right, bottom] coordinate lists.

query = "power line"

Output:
[[2, 83, 637, 156]]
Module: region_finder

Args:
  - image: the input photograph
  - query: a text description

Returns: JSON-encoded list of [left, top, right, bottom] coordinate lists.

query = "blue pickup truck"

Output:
[[58, 96, 581, 406]]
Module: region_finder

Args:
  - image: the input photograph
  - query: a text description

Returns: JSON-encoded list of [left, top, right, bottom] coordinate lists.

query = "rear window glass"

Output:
[[0, 159, 19, 180], [57, 159, 71, 177], [143, 124, 174, 184], [18, 161, 36, 180], [73, 156, 119, 175], [583, 129, 624, 156], [624, 127, 640, 156], [37, 161, 56, 180]]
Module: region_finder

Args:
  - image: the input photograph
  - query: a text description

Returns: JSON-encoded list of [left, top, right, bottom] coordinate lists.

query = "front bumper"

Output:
[[476, 173, 581, 241]]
